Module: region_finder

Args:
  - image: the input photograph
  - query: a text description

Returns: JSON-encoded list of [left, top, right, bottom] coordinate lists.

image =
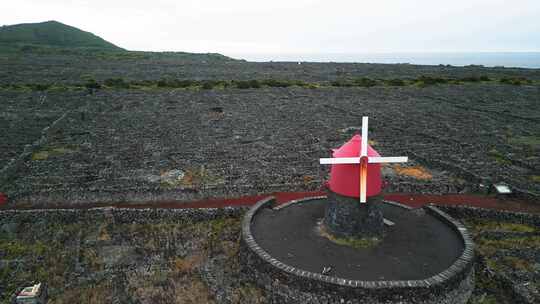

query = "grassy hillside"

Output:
[[0, 20, 235, 62], [0, 20, 123, 51]]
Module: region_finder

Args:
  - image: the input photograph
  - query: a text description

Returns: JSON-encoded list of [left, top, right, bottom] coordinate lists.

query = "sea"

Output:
[[227, 52, 540, 69]]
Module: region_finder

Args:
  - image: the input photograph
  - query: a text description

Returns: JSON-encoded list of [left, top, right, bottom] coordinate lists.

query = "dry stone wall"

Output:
[[1, 85, 538, 206]]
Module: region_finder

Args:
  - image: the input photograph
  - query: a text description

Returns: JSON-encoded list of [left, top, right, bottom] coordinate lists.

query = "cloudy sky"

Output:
[[3, 0, 540, 57]]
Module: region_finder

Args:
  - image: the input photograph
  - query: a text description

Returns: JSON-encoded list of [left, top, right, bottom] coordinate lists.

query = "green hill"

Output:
[[0, 20, 123, 51]]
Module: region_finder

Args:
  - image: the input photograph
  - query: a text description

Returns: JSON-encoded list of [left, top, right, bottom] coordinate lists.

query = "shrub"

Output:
[[294, 80, 311, 87], [28, 83, 51, 91], [385, 79, 406, 86], [479, 75, 491, 81], [202, 81, 215, 90], [157, 79, 169, 87], [84, 79, 101, 89], [354, 78, 378, 87], [461, 75, 491, 82], [461, 76, 482, 82], [331, 79, 355, 87], [415, 76, 448, 86], [262, 79, 292, 88], [248, 80, 261, 88], [176, 80, 197, 88], [234, 80, 261, 89], [131, 80, 154, 87], [234, 81, 251, 89], [156, 79, 197, 88], [500, 77, 531, 85], [104, 78, 129, 88], [201, 80, 229, 89]]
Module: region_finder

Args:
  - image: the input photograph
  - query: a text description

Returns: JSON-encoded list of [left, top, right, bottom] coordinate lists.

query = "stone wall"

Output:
[[437, 205, 540, 226], [2, 83, 539, 208], [0, 206, 244, 227]]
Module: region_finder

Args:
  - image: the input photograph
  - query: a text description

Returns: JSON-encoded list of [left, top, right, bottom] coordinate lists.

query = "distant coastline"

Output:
[[228, 52, 540, 69]]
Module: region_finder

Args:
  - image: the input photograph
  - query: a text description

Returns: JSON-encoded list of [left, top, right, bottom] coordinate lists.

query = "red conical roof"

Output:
[[328, 135, 382, 198]]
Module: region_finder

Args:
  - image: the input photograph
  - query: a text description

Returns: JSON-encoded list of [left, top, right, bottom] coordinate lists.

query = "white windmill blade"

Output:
[[360, 162, 367, 203], [368, 156, 408, 164], [319, 157, 360, 164], [360, 185, 366, 202], [361, 116, 368, 157]]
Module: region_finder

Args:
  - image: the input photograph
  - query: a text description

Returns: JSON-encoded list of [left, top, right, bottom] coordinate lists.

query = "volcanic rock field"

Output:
[[1, 52, 540, 303], [1, 53, 539, 206]]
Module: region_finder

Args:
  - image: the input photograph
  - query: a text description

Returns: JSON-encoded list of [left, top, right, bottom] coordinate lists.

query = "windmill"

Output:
[[320, 117, 408, 203]]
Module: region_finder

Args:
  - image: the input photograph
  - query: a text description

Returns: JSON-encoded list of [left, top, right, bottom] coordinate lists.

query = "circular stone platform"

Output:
[[240, 196, 475, 304]]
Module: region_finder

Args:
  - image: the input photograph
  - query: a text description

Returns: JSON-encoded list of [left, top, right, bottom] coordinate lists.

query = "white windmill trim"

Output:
[[368, 157, 408, 163], [319, 157, 360, 164], [361, 116, 368, 157], [360, 190, 366, 203]]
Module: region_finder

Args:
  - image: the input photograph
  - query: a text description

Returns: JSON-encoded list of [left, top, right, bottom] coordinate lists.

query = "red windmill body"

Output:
[[328, 135, 382, 198]]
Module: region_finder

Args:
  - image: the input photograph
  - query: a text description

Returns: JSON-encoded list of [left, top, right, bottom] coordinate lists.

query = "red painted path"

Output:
[[114, 192, 540, 213], [3, 191, 538, 214]]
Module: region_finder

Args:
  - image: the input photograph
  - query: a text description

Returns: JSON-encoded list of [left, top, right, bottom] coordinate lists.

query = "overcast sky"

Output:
[[3, 0, 540, 56]]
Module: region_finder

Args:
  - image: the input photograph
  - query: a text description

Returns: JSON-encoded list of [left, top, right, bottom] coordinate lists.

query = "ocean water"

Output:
[[228, 52, 540, 69]]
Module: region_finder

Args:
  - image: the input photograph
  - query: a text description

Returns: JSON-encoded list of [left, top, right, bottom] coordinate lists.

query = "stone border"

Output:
[[273, 195, 327, 210], [241, 196, 475, 292], [381, 199, 414, 210]]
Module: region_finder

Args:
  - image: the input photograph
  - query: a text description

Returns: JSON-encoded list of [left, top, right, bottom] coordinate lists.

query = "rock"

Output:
[[160, 169, 185, 186], [99, 245, 138, 268], [0, 222, 18, 234], [340, 126, 361, 134], [145, 174, 161, 183]]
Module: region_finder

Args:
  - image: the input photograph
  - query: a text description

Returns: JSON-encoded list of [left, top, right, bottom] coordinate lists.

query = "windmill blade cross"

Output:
[[359, 117, 369, 203], [361, 116, 368, 157], [319, 157, 360, 164], [368, 156, 408, 163], [318, 116, 408, 204], [320, 156, 408, 165], [359, 157, 368, 203]]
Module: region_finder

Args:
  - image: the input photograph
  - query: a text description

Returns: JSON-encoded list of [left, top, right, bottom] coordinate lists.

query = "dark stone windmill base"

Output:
[[324, 191, 384, 238], [240, 196, 475, 304]]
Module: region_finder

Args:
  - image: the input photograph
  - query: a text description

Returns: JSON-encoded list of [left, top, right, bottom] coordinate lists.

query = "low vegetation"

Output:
[[2, 210, 538, 303], [487, 148, 512, 165], [0, 213, 246, 303], [463, 218, 539, 304], [0, 74, 536, 93], [31, 145, 78, 161], [499, 77, 533, 85]]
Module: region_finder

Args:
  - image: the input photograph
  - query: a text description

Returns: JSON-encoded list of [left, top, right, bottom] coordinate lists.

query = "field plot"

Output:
[[1, 84, 538, 206], [0, 91, 85, 168], [2, 53, 540, 85], [1, 207, 538, 303]]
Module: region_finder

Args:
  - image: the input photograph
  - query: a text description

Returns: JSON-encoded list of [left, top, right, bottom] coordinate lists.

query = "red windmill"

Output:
[[320, 117, 408, 203]]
